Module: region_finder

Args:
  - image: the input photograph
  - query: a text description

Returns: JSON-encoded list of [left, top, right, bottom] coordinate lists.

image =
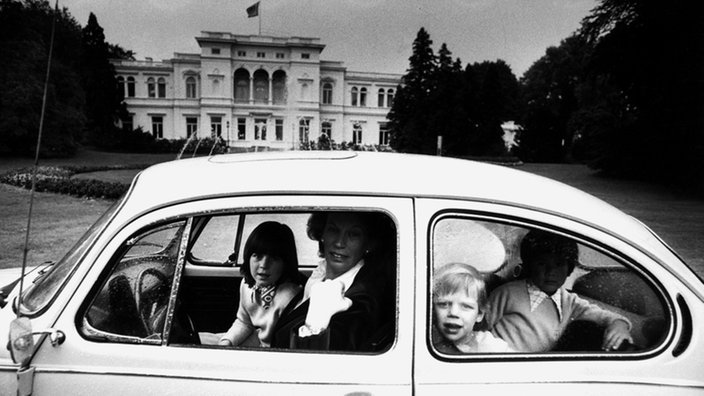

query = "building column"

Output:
[[268, 77, 273, 105], [249, 77, 254, 103]]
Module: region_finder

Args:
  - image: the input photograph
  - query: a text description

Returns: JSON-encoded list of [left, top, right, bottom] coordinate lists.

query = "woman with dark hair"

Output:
[[272, 211, 396, 352], [218, 221, 306, 347]]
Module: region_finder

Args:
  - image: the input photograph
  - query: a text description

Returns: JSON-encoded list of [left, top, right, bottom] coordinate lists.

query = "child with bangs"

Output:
[[432, 262, 512, 353], [219, 221, 306, 347]]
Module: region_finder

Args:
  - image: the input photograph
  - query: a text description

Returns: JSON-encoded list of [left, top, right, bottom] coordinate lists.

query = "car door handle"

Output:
[[32, 328, 66, 347]]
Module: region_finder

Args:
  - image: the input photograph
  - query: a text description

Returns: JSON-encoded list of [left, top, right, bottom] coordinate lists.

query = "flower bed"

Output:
[[0, 165, 145, 199]]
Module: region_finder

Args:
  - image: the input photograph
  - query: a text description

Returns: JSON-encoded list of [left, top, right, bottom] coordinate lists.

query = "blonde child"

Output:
[[432, 263, 512, 353]]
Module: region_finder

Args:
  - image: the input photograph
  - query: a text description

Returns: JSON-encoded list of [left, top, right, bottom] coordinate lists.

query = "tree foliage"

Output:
[[389, 28, 520, 157], [0, 0, 86, 156], [0, 1, 131, 157]]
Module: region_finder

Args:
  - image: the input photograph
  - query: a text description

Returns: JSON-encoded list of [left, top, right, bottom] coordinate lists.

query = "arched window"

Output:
[[147, 78, 156, 98], [117, 76, 125, 98], [360, 87, 367, 107], [234, 69, 250, 102], [253, 69, 269, 103], [351, 87, 358, 106], [157, 77, 166, 98], [386, 89, 395, 107], [273, 70, 286, 104], [126, 77, 135, 97], [322, 82, 333, 105], [185, 76, 197, 98], [378, 88, 385, 107]]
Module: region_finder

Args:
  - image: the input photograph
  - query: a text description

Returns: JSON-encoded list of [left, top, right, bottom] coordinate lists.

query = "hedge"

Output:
[[0, 165, 140, 200]]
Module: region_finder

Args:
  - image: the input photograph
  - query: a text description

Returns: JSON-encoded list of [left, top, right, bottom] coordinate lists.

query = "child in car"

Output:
[[219, 221, 306, 347], [485, 229, 633, 352], [432, 262, 513, 353]]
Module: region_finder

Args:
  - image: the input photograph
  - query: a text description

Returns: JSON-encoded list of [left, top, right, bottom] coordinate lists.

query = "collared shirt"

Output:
[[302, 259, 365, 302], [526, 281, 564, 321]]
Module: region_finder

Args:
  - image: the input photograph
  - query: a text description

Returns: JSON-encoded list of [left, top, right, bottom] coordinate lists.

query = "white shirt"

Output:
[[302, 259, 365, 302]]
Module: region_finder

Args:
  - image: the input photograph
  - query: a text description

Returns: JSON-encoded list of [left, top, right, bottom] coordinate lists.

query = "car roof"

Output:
[[121, 151, 678, 266]]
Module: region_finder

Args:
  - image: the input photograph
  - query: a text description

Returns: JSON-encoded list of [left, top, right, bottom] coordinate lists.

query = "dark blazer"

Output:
[[271, 261, 390, 352]]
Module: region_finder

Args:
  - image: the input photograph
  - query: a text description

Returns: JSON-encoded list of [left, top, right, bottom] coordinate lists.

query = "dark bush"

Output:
[[0, 165, 133, 199]]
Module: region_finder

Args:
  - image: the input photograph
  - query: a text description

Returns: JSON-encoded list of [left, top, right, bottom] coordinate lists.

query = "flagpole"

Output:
[[258, 2, 261, 35]]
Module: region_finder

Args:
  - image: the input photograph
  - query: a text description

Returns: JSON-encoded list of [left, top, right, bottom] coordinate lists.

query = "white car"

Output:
[[1, 151, 702, 395]]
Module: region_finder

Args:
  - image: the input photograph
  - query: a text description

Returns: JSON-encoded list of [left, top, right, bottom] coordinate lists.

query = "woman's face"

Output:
[[249, 252, 284, 287], [322, 213, 370, 279]]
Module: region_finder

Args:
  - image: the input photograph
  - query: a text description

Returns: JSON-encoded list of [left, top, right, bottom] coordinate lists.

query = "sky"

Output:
[[61, 0, 596, 78]]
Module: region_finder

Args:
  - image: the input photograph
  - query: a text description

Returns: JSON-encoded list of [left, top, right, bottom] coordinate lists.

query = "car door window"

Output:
[[430, 216, 670, 356], [81, 220, 187, 343]]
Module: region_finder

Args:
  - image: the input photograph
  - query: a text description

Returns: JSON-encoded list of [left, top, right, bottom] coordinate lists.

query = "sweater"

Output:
[[221, 281, 301, 347], [486, 279, 629, 352]]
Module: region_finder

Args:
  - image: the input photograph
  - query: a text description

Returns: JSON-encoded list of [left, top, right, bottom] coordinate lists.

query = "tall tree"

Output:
[[577, 0, 704, 191], [81, 12, 126, 145], [518, 35, 590, 162], [388, 27, 437, 154], [0, 0, 85, 157]]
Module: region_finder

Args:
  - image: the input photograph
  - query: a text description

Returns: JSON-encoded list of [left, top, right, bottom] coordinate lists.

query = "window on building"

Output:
[[211, 116, 222, 138], [321, 121, 332, 139], [126, 77, 135, 97], [147, 78, 156, 98], [151, 116, 163, 138], [254, 118, 267, 140], [275, 119, 284, 141], [234, 69, 250, 102], [272, 70, 286, 104], [387, 89, 395, 107], [121, 114, 133, 131], [117, 77, 125, 98], [360, 87, 367, 107], [211, 48, 221, 55], [257, 52, 266, 58], [253, 70, 269, 103], [276, 53, 285, 59], [379, 123, 390, 146], [301, 53, 310, 59], [186, 117, 198, 138], [237, 50, 246, 57], [299, 118, 310, 144], [353, 122, 363, 145], [237, 118, 246, 140], [157, 78, 166, 98], [351, 87, 358, 107], [186, 76, 197, 99], [378, 88, 385, 107], [322, 82, 333, 105]]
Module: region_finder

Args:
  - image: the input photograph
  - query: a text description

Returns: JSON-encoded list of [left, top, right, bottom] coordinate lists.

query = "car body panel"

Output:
[[0, 152, 701, 395]]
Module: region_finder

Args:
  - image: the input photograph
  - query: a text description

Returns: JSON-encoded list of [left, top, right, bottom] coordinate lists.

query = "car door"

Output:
[[26, 195, 414, 395], [413, 198, 703, 395]]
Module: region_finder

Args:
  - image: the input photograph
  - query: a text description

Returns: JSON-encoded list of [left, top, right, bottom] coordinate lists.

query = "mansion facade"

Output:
[[111, 31, 402, 150]]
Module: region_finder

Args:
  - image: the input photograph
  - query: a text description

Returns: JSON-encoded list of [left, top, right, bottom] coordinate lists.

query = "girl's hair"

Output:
[[433, 263, 488, 311], [520, 229, 579, 276], [241, 221, 304, 287]]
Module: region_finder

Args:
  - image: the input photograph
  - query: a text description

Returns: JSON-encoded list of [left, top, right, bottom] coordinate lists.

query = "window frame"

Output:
[[424, 207, 675, 362]]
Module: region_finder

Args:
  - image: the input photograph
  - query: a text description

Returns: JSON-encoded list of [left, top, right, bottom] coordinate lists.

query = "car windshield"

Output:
[[20, 196, 125, 314]]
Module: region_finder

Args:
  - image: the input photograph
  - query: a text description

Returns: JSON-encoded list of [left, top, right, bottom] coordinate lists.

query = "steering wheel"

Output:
[[135, 267, 170, 336]]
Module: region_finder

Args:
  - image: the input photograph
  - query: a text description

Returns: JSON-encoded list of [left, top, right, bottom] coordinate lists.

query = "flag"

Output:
[[246, 2, 259, 18]]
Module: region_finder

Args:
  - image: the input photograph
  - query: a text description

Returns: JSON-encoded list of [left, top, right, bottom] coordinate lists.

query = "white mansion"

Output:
[[112, 31, 402, 150]]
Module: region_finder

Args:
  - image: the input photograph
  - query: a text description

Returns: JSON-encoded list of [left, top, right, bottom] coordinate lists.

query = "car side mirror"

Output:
[[8, 317, 34, 367]]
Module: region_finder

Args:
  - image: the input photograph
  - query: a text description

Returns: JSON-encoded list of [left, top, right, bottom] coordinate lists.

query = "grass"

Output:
[[1, 149, 702, 279]]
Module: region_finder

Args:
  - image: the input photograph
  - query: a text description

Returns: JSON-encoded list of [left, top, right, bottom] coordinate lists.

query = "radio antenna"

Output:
[[17, 0, 60, 314]]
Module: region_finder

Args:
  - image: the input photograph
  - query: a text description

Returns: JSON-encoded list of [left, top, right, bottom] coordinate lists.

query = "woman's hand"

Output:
[[602, 319, 633, 351], [304, 279, 353, 332]]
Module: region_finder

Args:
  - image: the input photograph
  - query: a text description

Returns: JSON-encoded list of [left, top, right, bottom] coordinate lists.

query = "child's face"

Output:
[[529, 253, 570, 295], [434, 291, 484, 345], [249, 252, 284, 287]]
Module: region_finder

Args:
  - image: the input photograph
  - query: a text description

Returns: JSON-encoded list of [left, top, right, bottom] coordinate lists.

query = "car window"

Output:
[[179, 210, 398, 354], [430, 216, 670, 356], [81, 220, 186, 343]]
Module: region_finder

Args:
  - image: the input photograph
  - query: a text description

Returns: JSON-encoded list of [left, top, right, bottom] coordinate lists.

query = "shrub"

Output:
[[0, 165, 137, 199]]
